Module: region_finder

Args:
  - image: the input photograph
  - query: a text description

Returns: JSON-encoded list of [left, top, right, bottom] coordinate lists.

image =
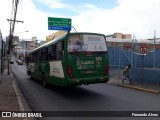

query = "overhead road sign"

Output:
[[48, 17, 71, 31]]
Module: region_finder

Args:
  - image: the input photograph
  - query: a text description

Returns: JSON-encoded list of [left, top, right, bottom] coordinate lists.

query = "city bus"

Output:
[[26, 32, 109, 87]]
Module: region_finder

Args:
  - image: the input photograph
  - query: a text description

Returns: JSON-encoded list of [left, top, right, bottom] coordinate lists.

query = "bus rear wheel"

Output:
[[42, 73, 47, 88]]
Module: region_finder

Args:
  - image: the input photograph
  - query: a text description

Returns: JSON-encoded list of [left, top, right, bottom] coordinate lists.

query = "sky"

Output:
[[0, 0, 160, 40]]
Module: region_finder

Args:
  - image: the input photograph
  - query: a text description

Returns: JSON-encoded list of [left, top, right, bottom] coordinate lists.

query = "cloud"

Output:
[[15, 0, 48, 40], [37, 0, 70, 9], [73, 0, 160, 39], [0, 0, 12, 38], [114, 0, 160, 38], [1, 0, 160, 40]]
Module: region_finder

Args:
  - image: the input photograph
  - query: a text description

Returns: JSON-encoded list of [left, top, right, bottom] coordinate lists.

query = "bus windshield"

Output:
[[68, 34, 107, 52]]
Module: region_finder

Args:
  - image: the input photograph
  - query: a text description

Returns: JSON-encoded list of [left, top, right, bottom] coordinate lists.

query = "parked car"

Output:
[[15, 59, 18, 63], [10, 59, 14, 64], [17, 60, 23, 65]]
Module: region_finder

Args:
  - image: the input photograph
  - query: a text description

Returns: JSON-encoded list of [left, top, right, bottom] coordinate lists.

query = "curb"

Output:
[[11, 73, 28, 120], [12, 80, 25, 112], [118, 84, 160, 94], [12, 75, 28, 120], [10, 71, 25, 112]]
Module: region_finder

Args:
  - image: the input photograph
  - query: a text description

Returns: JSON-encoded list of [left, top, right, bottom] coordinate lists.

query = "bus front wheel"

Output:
[[28, 70, 31, 76], [42, 73, 47, 88]]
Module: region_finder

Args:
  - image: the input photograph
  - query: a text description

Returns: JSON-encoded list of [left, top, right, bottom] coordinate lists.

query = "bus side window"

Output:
[[55, 41, 64, 61], [41, 47, 47, 61], [53, 45, 56, 60], [26, 56, 28, 63], [27, 55, 30, 63], [27, 56, 30, 63], [33, 53, 35, 62], [34, 52, 38, 62], [31, 54, 33, 62], [47, 45, 54, 61], [38, 50, 41, 61]]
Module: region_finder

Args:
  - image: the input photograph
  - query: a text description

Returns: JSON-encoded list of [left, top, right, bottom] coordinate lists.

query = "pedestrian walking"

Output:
[[122, 64, 132, 84]]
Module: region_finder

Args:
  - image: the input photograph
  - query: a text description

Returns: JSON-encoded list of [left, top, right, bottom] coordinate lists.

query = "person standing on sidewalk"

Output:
[[122, 64, 132, 84]]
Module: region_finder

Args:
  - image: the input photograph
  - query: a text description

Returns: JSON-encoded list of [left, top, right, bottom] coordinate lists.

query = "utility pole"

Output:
[[7, 19, 23, 23], [7, 0, 23, 75], [7, 19, 23, 53], [7, 19, 23, 75], [153, 30, 156, 69]]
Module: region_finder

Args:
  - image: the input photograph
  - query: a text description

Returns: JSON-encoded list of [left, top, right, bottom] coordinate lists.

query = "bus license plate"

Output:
[[85, 71, 93, 73]]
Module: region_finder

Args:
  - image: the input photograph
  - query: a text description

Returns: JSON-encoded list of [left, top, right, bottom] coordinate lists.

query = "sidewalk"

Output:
[[0, 68, 23, 120], [0, 64, 35, 120], [108, 76, 160, 94]]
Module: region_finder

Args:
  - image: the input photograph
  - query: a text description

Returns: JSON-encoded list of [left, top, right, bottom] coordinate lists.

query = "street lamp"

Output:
[[12, 30, 29, 46], [14, 30, 29, 35], [12, 30, 29, 48], [17, 31, 29, 63]]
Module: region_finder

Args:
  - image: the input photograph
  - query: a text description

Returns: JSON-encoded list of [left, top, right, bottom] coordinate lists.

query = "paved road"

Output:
[[11, 63, 160, 120]]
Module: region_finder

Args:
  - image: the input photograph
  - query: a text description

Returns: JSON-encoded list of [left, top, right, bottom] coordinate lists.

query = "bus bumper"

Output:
[[69, 75, 109, 85]]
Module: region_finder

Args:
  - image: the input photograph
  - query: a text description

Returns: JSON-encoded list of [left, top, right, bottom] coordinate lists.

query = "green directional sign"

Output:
[[48, 17, 72, 30]]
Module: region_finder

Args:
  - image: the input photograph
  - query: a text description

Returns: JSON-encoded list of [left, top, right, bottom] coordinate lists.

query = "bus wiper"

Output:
[[96, 51, 107, 56]]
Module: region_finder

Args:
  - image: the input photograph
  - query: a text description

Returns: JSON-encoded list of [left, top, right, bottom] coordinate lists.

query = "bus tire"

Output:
[[28, 70, 31, 76], [28, 70, 33, 79], [42, 73, 47, 88]]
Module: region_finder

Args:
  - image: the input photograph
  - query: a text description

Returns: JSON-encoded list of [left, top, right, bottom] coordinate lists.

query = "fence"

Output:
[[107, 38, 160, 91]]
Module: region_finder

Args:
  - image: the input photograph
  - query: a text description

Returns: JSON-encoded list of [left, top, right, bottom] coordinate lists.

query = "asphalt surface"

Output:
[[8, 63, 160, 120], [0, 61, 160, 120]]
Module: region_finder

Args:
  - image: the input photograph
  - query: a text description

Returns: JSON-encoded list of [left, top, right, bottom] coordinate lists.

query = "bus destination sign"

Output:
[[48, 17, 72, 31]]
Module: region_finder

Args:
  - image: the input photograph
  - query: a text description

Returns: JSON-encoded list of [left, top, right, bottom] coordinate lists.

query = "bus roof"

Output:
[[28, 32, 106, 54], [69, 32, 105, 36], [28, 32, 68, 54]]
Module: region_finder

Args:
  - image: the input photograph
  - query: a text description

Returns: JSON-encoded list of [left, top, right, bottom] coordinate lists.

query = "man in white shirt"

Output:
[[122, 64, 132, 84]]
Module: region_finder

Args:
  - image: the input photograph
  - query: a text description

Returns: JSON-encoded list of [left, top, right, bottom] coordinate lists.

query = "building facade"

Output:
[[106, 33, 160, 54], [14, 37, 45, 61], [0, 30, 5, 73]]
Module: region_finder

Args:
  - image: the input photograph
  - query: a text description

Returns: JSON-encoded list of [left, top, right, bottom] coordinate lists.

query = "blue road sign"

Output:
[[48, 26, 71, 31]]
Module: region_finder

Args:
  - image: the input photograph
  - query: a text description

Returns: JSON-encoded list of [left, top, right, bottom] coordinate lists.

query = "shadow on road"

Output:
[[30, 77, 105, 99]]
